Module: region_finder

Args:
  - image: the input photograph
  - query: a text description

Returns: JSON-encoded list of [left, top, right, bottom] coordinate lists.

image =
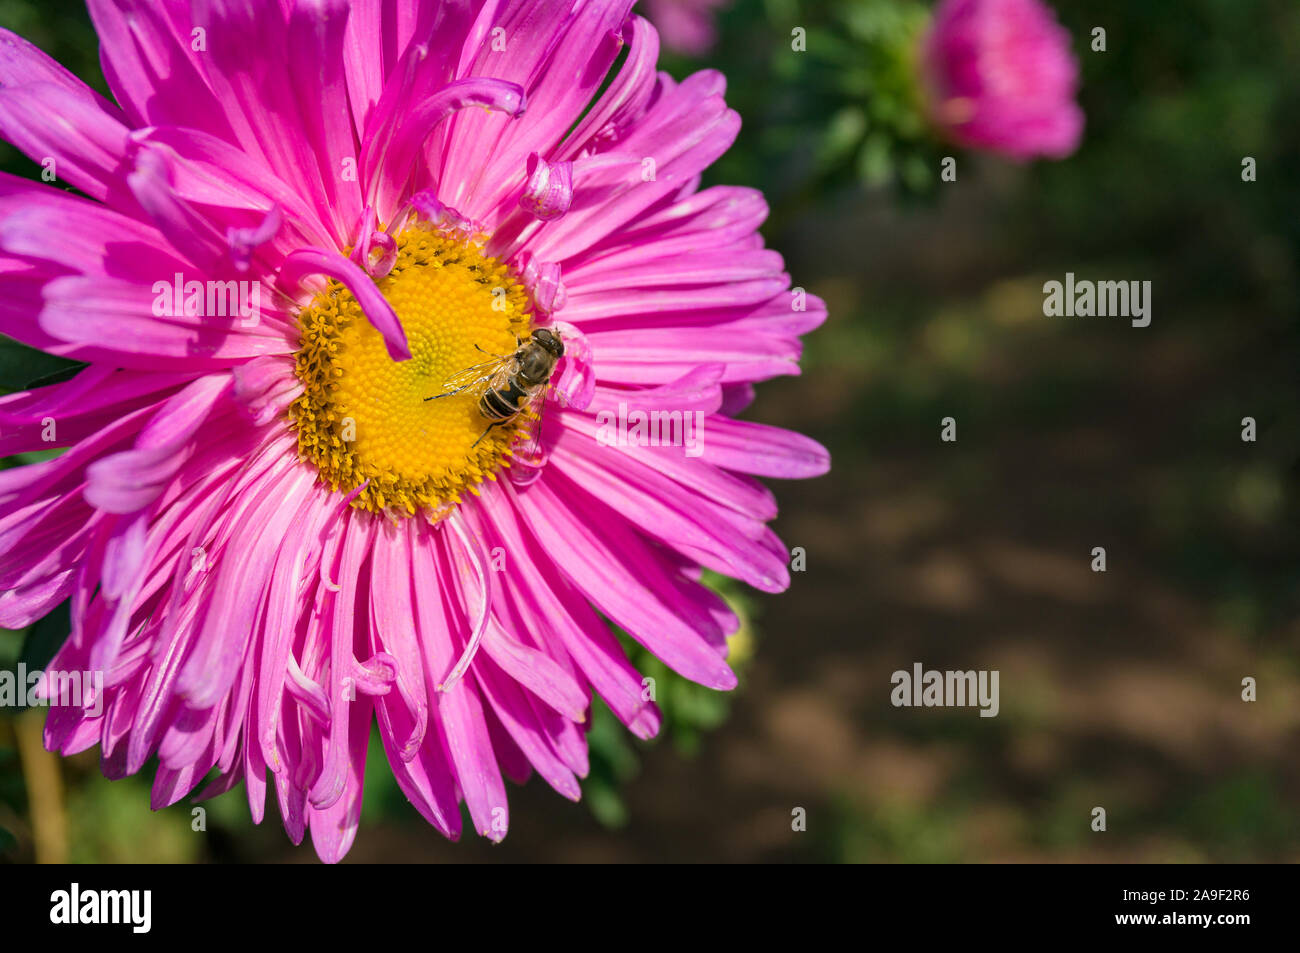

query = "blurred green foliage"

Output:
[[584, 571, 756, 827]]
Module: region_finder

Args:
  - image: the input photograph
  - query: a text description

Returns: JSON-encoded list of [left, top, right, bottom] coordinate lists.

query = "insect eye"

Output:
[[533, 328, 563, 356]]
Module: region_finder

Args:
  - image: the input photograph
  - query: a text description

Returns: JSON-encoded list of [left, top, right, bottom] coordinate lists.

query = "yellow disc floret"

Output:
[[290, 222, 531, 517]]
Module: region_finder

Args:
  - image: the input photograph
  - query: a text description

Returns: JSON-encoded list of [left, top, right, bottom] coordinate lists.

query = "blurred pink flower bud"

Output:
[[643, 0, 731, 56], [920, 0, 1085, 160]]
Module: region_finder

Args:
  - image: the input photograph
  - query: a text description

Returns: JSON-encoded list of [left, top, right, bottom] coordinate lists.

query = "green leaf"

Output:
[[24, 364, 87, 389], [0, 825, 16, 854], [0, 336, 86, 393]]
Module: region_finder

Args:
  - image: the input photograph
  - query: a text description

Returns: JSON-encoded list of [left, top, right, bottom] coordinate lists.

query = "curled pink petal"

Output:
[[436, 509, 493, 694], [279, 246, 411, 361], [519, 153, 574, 221], [227, 204, 283, 273], [371, 76, 526, 204], [519, 251, 567, 316], [549, 320, 594, 411]]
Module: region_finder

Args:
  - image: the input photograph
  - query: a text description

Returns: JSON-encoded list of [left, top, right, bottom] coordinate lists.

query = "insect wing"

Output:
[[438, 354, 512, 398], [511, 386, 551, 467]]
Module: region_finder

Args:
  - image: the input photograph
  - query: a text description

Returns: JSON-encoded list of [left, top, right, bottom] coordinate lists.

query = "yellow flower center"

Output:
[[290, 223, 532, 517]]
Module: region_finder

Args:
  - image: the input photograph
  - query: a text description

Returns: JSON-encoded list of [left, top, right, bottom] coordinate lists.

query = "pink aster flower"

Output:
[[641, 0, 730, 56], [919, 0, 1084, 160], [0, 0, 827, 861]]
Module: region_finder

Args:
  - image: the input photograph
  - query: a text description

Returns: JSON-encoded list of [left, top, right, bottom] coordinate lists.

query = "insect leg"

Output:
[[424, 382, 478, 401], [471, 421, 502, 448]]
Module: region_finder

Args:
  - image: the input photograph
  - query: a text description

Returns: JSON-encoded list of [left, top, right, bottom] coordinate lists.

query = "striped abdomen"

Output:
[[479, 377, 531, 421]]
